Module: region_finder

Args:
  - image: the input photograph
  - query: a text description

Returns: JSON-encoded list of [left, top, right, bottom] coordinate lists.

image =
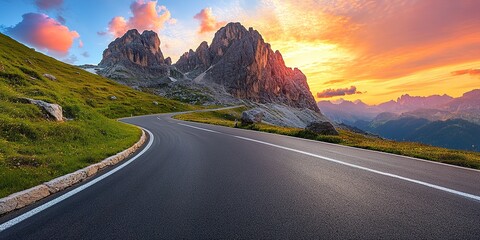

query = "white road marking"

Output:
[[178, 123, 480, 202], [0, 129, 155, 232]]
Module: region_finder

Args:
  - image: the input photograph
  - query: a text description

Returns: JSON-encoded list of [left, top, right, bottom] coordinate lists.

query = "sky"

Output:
[[1, 0, 479, 105]]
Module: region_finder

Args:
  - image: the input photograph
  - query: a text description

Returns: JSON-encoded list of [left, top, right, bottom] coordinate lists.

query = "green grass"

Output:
[[0, 34, 197, 198], [174, 107, 480, 169]]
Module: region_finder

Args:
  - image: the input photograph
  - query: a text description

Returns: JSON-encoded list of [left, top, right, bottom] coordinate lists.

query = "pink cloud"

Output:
[[107, 0, 174, 37], [317, 86, 361, 98], [194, 8, 226, 34], [78, 39, 84, 48], [35, 0, 63, 10], [6, 13, 79, 55]]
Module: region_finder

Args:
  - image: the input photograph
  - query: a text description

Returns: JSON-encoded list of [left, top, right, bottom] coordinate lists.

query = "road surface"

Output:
[[1, 112, 480, 239]]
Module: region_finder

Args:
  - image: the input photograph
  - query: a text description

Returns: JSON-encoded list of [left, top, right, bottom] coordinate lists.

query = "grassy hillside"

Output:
[[0, 34, 195, 198], [174, 107, 480, 169]]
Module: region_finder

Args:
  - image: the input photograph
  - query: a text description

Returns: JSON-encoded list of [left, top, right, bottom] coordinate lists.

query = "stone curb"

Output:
[[0, 129, 146, 216]]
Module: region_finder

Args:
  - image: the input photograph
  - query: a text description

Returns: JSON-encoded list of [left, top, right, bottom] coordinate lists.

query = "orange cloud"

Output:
[[107, 0, 175, 37], [6, 13, 79, 55], [324, 79, 347, 85], [218, 0, 480, 103], [194, 8, 226, 34], [451, 69, 480, 76]]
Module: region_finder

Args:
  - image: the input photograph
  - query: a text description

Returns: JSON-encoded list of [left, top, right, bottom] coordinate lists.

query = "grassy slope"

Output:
[[174, 107, 480, 169], [0, 34, 196, 197]]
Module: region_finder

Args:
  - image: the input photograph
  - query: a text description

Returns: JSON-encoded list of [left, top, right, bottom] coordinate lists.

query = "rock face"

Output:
[[306, 121, 339, 135], [242, 103, 330, 128], [98, 29, 176, 86], [23, 98, 63, 122], [241, 109, 264, 124], [176, 22, 320, 112]]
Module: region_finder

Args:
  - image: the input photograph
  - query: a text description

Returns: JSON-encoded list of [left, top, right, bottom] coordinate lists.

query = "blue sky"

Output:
[[0, 0, 256, 64]]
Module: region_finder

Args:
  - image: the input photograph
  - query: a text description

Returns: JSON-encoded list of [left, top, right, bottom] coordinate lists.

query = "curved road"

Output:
[[1, 111, 480, 239]]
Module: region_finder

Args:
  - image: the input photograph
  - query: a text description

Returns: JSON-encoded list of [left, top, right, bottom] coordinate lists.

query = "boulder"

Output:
[[43, 73, 56, 81], [306, 121, 339, 135], [109, 95, 117, 100], [152, 101, 159, 105], [241, 109, 264, 124], [23, 98, 63, 122]]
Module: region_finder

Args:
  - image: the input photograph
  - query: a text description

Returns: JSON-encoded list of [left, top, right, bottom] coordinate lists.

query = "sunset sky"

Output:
[[1, 0, 479, 104]]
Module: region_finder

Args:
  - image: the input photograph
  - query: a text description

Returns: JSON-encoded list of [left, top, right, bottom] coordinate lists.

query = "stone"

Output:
[[0, 185, 50, 215], [153, 101, 159, 105], [306, 121, 339, 135], [23, 98, 63, 122], [43, 73, 57, 81], [84, 164, 100, 177], [241, 109, 264, 124], [109, 95, 117, 100], [44, 169, 87, 194]]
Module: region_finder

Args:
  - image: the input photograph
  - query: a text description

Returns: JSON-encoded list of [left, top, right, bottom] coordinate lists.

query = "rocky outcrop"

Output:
[[244, 103, 330, 128], [22, 98, 63, 122], [306, 122, 339, 135], [175, 22, 320, 113], [98, 29, 177, 86], [241, 109, 264, 124], [176, 41, 211, 78]]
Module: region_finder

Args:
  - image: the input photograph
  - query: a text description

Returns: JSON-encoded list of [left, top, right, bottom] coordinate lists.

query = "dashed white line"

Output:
[[178, 123, 480, 202], [0, 128, 155, 232]]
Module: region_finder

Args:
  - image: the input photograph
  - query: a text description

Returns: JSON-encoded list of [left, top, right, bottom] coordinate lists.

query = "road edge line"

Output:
[[178, 123, 480, 203]]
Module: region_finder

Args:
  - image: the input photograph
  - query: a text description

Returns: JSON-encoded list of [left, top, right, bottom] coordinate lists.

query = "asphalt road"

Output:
[[1, 111, 480, 239]]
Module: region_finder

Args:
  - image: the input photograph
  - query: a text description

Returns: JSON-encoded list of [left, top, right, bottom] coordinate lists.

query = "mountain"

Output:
[[318, 91, 479, 124], [98, 29, 181, 86], [317, 99, 380, 125], [176, 22, 320, 112], [378, 94, 453, 113], [97, 23, 326, 128], [443, 89, 480, 123], [359, 118, 480, 152], [319, 90, 480, 152]]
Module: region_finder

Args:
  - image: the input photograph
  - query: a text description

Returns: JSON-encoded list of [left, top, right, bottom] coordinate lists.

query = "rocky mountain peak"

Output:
[[99, 29, 166, 68], [175, 22, 321, 112], [98, 29, 173, 85]]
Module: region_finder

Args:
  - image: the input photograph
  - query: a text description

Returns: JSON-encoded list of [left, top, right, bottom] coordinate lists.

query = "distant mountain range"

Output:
[[318, 90, 480, 125], [318, 90, 480, 151]]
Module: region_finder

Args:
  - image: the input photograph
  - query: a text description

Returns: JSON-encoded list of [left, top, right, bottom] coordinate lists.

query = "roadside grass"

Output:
[[0, 34, 197, 198], [174, 107, 480, 170]]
